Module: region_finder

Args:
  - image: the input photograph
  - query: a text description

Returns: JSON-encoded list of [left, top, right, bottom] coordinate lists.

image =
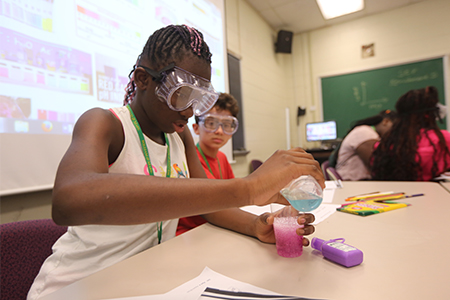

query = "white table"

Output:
[[42, 181, 450, 300], [439, 181, 450, 193]]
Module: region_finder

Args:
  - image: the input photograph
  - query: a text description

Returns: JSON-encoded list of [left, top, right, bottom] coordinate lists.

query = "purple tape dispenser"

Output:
[[311, 237, 363, 267]]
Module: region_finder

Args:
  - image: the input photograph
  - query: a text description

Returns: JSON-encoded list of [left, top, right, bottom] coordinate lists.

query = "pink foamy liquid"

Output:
[[273, 216, 303, 258]]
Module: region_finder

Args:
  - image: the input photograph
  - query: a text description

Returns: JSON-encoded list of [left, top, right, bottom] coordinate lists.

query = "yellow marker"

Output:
[[345, 191, 396, 201]]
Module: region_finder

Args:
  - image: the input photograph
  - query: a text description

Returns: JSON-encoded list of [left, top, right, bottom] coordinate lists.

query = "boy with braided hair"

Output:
[[28, 25, 324, 299]]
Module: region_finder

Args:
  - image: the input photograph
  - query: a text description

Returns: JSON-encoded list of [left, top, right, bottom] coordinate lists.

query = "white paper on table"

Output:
[[322, 187, 335, 203], [174, 267, 284, 300], [101, 267, 282, 300], [325, 180, 343, 189], [239, 203, 339, 225], [308, 203, 340, 224], [434, 171, 450, 181], [325, 181, 337, 189]]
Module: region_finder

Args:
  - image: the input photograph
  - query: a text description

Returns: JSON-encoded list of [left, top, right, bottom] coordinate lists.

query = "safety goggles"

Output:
[[198, 114, 239, 135], [138, 64, 219, 116]]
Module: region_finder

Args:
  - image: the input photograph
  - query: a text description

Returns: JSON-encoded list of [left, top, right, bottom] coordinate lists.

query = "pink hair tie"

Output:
[[186, 25, 202, 56]]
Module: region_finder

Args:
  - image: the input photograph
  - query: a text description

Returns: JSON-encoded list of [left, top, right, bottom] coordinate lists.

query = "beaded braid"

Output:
[[123, 56, 141, 105], [123, 24, 212, 105]]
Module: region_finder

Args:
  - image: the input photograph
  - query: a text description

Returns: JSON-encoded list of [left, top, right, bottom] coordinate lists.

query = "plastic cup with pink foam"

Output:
[[272, 175, 323, 258]]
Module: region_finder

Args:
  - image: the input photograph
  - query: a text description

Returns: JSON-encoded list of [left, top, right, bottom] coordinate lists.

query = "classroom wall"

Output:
[[226, 0, 450, 176], [293, 0, 450, 147], [225, 0, 297, 178], [1, 190, 52, 224]]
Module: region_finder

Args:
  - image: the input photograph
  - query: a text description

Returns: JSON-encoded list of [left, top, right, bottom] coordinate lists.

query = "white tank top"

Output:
[[28, 106, 189, 300]]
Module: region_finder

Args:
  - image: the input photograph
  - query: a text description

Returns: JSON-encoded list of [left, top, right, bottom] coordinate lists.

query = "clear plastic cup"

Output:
[[280, 175, 323, 212], [271, 205, 303, 258]]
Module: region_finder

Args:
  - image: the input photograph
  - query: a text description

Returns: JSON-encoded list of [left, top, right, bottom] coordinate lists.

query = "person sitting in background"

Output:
[[331, 110, 396, 181], [371, 86, 450, 181], [177, 92, 239, 235]]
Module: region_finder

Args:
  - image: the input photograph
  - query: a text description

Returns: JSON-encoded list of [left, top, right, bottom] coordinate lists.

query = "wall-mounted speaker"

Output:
[[275, 30, 293, 53]]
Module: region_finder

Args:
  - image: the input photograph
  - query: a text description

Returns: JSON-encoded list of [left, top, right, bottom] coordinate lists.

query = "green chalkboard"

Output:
[[321, 57, 446, 138]]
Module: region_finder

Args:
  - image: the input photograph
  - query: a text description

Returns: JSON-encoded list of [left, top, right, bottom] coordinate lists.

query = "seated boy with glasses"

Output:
[[176, 92, 239, 235]]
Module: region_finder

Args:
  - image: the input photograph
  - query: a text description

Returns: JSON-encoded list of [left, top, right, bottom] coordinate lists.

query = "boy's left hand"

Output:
[[255, 212, 315, 246]]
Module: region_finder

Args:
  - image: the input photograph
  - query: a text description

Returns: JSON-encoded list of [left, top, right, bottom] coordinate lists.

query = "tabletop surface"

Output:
[[42, 181, 450, 300], [439, 181, 450, 193]]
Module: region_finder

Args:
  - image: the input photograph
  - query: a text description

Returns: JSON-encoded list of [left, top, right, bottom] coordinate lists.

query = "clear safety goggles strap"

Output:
[[137, 63, 175, 82]]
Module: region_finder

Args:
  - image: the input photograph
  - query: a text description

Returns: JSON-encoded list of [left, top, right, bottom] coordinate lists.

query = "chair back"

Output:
[[250, 159, 263, 173], [326, 167, 343, 181], [321, 160, 343, 181], [0, 219, 67, 300], [321, 160, 330, 179]]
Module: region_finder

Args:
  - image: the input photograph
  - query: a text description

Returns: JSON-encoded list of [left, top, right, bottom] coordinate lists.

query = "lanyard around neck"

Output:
[[196, 143, 222, 179], [127, 104, 171, 244], [127, 105, 171, 177]]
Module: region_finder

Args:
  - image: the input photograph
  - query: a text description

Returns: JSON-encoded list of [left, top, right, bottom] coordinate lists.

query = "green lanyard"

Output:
[[196, 143, 222, 179], [127, 104, 171, 244]]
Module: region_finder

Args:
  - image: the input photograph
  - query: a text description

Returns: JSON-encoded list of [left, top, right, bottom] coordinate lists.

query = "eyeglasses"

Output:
[[138, 64, 219, 116], [198, 114, 239, 135]]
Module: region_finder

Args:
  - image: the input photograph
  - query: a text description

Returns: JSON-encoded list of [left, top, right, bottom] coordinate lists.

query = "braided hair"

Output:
[[371, 86, 450, 180], [348, 110, 396, 133], [124, 24, 212, 105], [328, 109, 397, 168]]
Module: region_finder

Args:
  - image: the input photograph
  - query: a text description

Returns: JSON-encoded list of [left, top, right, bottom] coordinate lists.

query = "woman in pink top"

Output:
[[371, 86, 450, 181]]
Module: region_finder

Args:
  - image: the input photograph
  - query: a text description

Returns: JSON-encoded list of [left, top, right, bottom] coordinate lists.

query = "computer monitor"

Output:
[[306, 120, 337, 142]]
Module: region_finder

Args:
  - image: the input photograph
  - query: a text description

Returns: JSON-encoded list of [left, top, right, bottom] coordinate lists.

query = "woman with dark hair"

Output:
[[371, 86, 450, 181], [333, 109, 397, 181]]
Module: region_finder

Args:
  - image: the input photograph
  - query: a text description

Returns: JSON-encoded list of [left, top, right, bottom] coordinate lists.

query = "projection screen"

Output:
[[0, 0, 228, 195]]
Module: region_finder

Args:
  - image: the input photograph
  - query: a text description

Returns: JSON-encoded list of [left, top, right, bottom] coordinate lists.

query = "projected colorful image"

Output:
[[0, 27, 93, 94], [0, 0, 227, 194], [0, 0, 226, 136], [0, 95, 30, 119], [75, 0, 145, 55], [1, 0, 54, 32], [0, 94, 76, 134], [155, 5, 178, 25], [95, 53, 130, 104]]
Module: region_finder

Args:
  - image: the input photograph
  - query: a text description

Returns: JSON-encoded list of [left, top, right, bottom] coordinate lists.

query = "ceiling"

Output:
[[246, 0, 431, 34]]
